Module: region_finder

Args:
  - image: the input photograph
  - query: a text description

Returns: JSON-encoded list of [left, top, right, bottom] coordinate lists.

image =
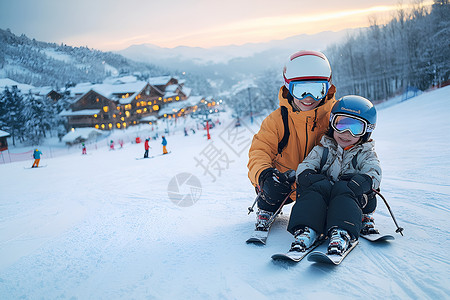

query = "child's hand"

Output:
[[346, 174, 373, 208]]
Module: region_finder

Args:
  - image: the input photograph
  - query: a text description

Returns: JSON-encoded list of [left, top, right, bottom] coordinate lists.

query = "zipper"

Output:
[[304, 116, 310, 158]]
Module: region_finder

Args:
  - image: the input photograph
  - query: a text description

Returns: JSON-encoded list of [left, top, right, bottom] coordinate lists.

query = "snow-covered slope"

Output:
[[0, 87, 449, 299]]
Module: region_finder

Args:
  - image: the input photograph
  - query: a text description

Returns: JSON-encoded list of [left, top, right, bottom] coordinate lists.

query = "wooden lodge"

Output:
[[60, 76, 193, 130], [0, 130, 10, 152]]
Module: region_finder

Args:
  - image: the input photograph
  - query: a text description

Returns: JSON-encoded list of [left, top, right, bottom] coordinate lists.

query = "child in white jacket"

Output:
[[287, 95, 382, 255]]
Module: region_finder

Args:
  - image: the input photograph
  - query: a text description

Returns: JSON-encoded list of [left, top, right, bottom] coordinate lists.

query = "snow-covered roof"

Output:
[[158, 96, 203, 116], [30, 86, 55, 96], [148, 76, 172, 86], [61, 128, 105, 143], [181, 87, 192, 98], [164, 91, 178, 98], [0, 78, 35, 93], [59, 109, 101, 116], [69, 81, 148, 102], [0, 130, 10, 138], [102, 75, 138, 85], [70, 82, 95, 95], [165, 85, 178, 93]]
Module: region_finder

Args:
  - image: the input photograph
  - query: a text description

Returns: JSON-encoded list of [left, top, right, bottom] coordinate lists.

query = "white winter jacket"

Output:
[[296, 135, 382, 189]]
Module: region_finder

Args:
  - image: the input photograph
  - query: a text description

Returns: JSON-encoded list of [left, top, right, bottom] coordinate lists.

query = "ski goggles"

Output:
[[330, 114, 374, 137], [288, 80, 330, 101]]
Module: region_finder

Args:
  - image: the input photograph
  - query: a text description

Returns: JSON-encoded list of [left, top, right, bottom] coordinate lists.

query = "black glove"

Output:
[[296, 169, 328, 191], [258, 168, 295, 205], [345, 174, 373, 209]]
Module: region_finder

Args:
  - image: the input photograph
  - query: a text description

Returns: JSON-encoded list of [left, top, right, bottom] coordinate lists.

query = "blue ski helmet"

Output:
[[330, 95, 377, 142]]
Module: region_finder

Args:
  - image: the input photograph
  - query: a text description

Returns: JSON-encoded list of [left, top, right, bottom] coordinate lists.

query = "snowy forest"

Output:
[[327, 0, 450, 101], [222, 1, 450, 118]]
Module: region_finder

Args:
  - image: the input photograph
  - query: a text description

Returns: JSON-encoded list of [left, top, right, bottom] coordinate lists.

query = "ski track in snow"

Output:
[[0, 87, 450, 299]]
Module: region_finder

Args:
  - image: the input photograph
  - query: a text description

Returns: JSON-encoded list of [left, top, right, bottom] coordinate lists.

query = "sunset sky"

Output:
[[0, 0, 433, 51]]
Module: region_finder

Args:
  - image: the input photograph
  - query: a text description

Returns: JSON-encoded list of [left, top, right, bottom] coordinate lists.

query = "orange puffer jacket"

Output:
[[248, 85, 336, 200]]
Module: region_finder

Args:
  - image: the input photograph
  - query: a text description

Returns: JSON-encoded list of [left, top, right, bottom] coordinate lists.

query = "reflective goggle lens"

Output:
[[332, 115, 367, 137], [289, 81, 329, 101]]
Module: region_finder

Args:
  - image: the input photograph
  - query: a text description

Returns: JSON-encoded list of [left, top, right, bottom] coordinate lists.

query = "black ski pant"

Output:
[[144, 149, 149, 158], [287, 179, 363, 239]]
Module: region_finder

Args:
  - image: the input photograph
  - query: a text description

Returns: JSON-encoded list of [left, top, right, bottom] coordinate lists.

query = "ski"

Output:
[[360, 232, 395, 242], [246, 228, 271, 245], [136, 151, 171, 160], [271, 241, 323, 263], [307, 240, 359, 265], [24, 165, 47, 169]]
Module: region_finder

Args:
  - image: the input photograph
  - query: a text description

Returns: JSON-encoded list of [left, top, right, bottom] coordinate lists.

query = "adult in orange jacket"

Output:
[[248, 50, 337, 230]]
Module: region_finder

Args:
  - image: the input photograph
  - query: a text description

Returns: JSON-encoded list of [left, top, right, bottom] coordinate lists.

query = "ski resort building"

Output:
[[59, 75, 202, 130]]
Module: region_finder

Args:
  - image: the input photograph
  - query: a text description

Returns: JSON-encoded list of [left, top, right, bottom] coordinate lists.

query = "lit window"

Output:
[[125, 111, 130, 117], [95, 124, 99, 129], [123, 122, 127, 127], [101, 124, 105, 129], [108, 123, 112, 129], [116, 123, 121, 128], [153, 105, 159, 111], [164, 114, 167, 118], [103, 106, 109, 112], [113, 114, 116, 118], [94, 114, 97, 118], [136, 102, 140, 107], [176, 96, 179, 101], [121, 117, 125, 121]]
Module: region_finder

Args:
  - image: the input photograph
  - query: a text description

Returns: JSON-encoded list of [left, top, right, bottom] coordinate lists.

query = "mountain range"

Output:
[[116, 29, 357, 82]]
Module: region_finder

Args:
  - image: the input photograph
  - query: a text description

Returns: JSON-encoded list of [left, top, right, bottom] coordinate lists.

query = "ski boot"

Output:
[[290, 227, 318, 252], [361, 213, 379, 235], [255, 209, 275, 231], [327, 228, 351, 255]]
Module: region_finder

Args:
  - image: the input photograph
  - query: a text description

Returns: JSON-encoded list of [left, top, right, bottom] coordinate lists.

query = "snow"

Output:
[[42, 49, 74, 64], [0, 78, 35, 93], [0, 130, 10, 138], [1, 87, 450, 299], [61, 128, 105, 144]]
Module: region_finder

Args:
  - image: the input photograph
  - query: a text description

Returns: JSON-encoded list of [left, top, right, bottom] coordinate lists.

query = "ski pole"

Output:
[[372, 189, 404, 236], [248, 190, 261, 215], [266, 189, 294, 225]]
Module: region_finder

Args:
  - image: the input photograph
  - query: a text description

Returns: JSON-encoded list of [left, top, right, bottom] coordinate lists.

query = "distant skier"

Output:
[[184, 128, 188, 136], [162, 136, 168, 154], [109, 140, 115, 150], [31, 148, 43, 168], [287, 95, 381, 255], [82, 143, 87, 155], [144, 138, 150, 158]]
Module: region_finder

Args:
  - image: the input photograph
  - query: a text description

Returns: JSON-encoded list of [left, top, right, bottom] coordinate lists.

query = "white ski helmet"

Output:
[[283, 50, 332, 89]]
